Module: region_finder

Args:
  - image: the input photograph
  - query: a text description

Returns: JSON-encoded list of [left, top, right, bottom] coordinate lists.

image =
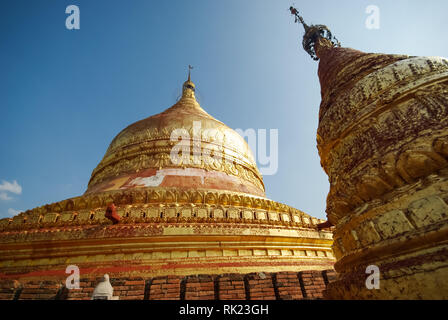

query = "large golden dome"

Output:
[[86, 77, 265, 197], [0, 73, 334, 287]]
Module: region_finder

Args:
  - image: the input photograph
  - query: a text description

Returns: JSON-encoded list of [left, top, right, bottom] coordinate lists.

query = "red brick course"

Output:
[[0, 269, 336, 300], [19, 280, 63, 300], [246, 273, 276, 300], [149, 276, 182, 300], [275, 272, 304, 300], [299, 271, 328, 299], [217, 274, 246, 300], [185, 275, 215, 300], [0, 279, 21, 300]]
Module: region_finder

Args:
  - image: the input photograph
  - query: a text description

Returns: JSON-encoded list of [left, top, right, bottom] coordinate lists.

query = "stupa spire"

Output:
[[188, 64, 193, 81], [182, 65, 196, 99], [289, 6, 341, 60]]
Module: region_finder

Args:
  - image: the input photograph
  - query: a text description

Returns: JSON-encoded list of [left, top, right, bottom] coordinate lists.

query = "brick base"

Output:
[[0, 269, 336, 300]]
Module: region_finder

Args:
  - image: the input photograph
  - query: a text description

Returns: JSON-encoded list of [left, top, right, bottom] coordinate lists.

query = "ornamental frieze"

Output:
[[0, 188, 324, 233], [87, 150, 264, 192], [318, 57, 448, 144]]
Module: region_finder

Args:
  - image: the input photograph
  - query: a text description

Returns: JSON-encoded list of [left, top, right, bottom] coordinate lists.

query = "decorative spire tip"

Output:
[[188, 65, 193, 82], [289, 6, 341, 61], [182, 65, 196, 98]]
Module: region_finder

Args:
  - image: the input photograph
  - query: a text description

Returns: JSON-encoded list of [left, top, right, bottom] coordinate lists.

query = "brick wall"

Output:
[[299, 271, 327, 299], [62, 277, 95, 300], [246, 272, 276, 300], [149, 276, 182, 300], [0, 269, 336, 300], [19, 280, 62, 300], [184, 274, 216, 300], [0, 279, 21, 300], [275, 272, 304, 300], [217, 274, 246, 300], [111, 277, 146, 300]]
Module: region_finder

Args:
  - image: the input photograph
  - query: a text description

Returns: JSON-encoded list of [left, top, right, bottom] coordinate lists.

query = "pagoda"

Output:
[[0, 72, 334, 300], [290, 7, 448, 299]]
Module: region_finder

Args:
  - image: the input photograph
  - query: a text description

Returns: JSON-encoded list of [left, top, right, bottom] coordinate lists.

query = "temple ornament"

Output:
[[289, 6, 340, 61]]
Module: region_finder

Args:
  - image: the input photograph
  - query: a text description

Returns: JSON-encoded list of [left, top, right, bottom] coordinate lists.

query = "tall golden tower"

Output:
[[0, 73, 334, 297], [290, 7, 448, 299]]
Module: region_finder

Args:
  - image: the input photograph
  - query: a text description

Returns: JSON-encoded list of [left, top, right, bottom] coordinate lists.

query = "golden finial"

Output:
[[289, 6, 341, 61], [188, 65, 193, 82], [182, 65, 196, 98]]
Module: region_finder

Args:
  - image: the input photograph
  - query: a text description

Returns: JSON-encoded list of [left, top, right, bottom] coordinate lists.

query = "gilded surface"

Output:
[[0, 186, 334, 277], [86, 81, 265, 196], [0, 77, 334, 281], [313, 38, 448, 299]]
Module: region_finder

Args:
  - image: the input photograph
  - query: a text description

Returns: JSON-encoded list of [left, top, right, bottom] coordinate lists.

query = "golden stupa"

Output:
[[289, 6, 448, 299], [0, 73, 334, 288]]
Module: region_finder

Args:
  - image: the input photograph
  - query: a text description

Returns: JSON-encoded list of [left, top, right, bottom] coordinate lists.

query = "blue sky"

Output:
[[1, 0, 447, 219]]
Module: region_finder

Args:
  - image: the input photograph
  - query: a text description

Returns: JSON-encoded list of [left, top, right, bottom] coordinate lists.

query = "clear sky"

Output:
[[1, 0, 447, 219]]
